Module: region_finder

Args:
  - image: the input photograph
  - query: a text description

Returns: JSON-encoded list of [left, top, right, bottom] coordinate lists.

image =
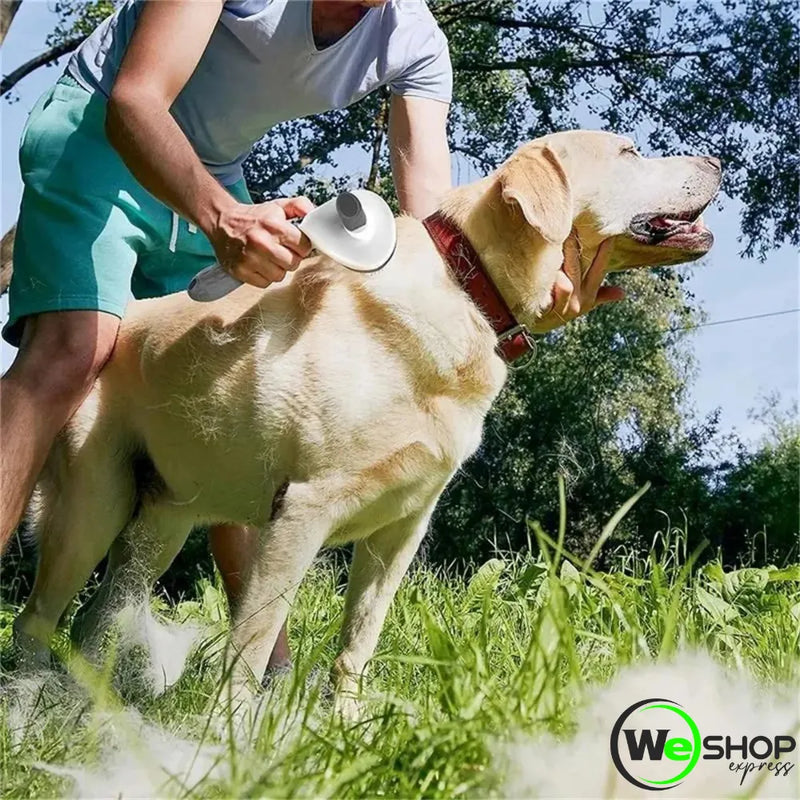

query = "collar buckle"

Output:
[[496, 323, 536, 365], [497, 323, 532, 346]]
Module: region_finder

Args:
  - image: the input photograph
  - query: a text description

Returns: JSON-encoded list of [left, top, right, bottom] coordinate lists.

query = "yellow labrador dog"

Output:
[[14, 131, 720, 704]]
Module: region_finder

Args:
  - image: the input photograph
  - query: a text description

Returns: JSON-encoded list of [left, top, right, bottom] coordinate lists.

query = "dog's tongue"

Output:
[[649, 216, 674, 230]]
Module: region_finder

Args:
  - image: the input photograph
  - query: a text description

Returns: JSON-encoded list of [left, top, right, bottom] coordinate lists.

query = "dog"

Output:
[[13, 131, 721, 708]]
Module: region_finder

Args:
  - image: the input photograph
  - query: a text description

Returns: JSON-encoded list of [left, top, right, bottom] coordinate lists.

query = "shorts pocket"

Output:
[[18, 81, 91, 180], [18, 86, 57, 174]]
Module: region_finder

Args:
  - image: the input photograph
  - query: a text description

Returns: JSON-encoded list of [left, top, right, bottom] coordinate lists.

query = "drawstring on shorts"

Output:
[[168, 213, 199, 253], [169, 212, 179, 253]]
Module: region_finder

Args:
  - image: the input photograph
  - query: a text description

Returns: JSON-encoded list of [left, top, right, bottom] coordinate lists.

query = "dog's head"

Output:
[[447, 130, 721, 323]]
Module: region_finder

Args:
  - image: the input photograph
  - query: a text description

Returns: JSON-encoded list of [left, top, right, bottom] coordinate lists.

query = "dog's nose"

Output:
[[702, 156, 722, 172]]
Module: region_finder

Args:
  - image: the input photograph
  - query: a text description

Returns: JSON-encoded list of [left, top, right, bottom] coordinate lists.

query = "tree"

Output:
[[710, 402, 800, 566], [0, 1, 797, 578], [2, 1, 797, 256]]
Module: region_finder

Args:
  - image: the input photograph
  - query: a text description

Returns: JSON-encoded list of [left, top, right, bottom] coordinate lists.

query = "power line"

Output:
[[606, 307, 799, 357], [670, 307, 799, 333]]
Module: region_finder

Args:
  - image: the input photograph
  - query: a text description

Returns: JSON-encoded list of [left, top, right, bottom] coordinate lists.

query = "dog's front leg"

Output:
[[332, 504, 436, 716], [228, 482, 329, 692]]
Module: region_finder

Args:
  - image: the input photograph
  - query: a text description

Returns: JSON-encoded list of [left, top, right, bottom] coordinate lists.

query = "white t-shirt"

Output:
[[67, 0, 453, 185]]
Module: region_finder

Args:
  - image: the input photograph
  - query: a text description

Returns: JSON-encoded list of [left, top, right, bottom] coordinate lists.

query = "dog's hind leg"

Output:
[[331, 504, 435, 716], [13, 430, 137, 666], [70, 500, 195, 658]]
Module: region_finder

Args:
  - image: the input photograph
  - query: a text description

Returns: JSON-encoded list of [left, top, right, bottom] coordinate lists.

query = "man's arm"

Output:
[[388, 95, 451, 218], [107, 0, 311, 287]]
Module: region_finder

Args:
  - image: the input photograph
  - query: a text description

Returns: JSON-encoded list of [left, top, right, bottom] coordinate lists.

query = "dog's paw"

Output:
[[260, 661, 292, 691], [333, 691, 365, 722], [10, 621, 53, 674]]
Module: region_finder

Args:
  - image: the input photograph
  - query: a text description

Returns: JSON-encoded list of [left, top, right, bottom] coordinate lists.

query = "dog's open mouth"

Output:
[[628, 208, 714, 253]]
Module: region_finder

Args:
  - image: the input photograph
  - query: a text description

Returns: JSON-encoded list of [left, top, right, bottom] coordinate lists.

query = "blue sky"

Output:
[[1, 1, 797, 447]]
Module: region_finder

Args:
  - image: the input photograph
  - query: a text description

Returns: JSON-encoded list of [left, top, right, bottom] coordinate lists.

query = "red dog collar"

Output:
[[422, 211, 534, 363]]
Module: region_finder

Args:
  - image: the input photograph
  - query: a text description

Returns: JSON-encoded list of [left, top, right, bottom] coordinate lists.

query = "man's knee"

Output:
[[11, 311, 120, 401]]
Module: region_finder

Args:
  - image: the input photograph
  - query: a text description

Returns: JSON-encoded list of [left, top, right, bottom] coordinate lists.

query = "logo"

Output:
[[610, 698, 796, 791], [610, 698, 701, 790]]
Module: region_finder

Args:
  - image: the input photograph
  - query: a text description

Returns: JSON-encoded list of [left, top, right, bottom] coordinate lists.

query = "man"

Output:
[[0, 0, 621, 666]]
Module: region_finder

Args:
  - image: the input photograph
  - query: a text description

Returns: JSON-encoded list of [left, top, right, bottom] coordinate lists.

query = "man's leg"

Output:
[[0, 310, 120, 550], [208, 523, 291, 669]]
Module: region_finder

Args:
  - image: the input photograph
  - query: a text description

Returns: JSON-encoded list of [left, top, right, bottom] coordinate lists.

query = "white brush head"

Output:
[[187, 189, 396, 302], [298, 189, 397, 272]]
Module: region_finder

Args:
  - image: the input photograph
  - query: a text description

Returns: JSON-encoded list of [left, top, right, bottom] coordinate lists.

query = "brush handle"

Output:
[[188, 217, 307, 302], [187, 190, 373, 302], [187, 264, 243, 302], [336, 191, 367, 231]]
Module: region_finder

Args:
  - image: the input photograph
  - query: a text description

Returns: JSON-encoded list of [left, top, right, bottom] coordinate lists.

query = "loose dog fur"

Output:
[[14, 131, 721, 707]]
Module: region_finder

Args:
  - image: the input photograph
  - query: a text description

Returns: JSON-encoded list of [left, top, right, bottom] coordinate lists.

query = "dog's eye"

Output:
[[620, 145, 639, 157]]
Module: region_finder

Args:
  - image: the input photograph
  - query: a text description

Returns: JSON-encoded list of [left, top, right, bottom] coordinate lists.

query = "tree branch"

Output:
[[249, 125, 352, 196], [366, 89, 390, 191], [435, 0, 498, 28], [456, 47, 734, 73], [458, 15, 598, 32], [452, 14, 650, 54], [1, 34, 84, 96], [250, 154, 316, 197], [601, 67, 743, 167], [450, 142, 497, 173]]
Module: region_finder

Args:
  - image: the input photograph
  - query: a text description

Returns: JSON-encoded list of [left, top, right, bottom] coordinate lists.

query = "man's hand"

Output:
[[210, 197, 315, 288], [531, 238, 626, 333]]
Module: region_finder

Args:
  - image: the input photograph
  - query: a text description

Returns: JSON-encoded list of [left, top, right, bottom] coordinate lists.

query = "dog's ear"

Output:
[[498, 144, 573, 245]]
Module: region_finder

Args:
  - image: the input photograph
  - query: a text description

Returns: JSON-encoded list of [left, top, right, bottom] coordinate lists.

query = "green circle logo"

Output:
[[610, 698, 701, 791]]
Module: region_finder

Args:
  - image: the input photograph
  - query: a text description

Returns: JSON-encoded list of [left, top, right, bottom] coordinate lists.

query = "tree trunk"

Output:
[[366, 90, 390, 191], [2, 1, 21, 295], [0, 0, 22, 46], [1, 225, 15, 296]]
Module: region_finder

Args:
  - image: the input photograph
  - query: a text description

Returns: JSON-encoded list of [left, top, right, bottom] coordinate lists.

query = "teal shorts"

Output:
[[4, 75, 251, 346]]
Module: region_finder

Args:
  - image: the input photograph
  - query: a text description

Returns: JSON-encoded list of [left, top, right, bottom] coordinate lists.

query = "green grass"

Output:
[[1, 518, 799, 799]]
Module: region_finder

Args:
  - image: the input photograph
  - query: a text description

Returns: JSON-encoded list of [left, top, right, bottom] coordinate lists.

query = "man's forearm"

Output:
[[396, 167, 451, 219], [392, 136, 451, 218], [106, 90, 236, 236], [389, 96, 452, 219]]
